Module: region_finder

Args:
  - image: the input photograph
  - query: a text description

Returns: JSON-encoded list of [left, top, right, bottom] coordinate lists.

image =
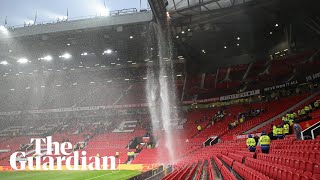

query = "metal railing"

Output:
[[6, 8, 151, 30], [311, 125, 320, 139]]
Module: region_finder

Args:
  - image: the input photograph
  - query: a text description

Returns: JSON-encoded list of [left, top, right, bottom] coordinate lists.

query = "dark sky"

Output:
[[0, 0, 149, 26]]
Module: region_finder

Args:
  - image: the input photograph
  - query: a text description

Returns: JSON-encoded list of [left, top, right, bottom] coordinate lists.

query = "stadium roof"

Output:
[[166, 0, 254, 19]]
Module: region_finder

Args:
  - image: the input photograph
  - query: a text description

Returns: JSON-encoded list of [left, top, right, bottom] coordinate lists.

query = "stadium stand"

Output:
[[0, 0, 320, 180]]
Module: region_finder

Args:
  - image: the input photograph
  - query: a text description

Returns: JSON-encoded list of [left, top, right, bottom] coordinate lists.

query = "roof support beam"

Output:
[[173, 0, 220, 14]]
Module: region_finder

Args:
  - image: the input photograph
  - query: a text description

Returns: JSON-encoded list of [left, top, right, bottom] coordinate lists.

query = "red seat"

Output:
[[294, 160, 300, 169], [299, 160, 306, 171], [286, 171, 293, 180], [299, 175, 309, 180], [276, 169, 283, 180], [309, 152, 316, 160], [306, 161, 313, 173], [293, 173, 300, 180], [312, 174, 320, 179], [316, 153, 320, 161], [313, 163, 320, 174], [303, 171, 312, 178]]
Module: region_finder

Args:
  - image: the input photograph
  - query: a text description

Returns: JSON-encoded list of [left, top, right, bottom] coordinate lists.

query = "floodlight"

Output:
[[0, 25, 8, 35], [104, 49, 112, 54], [59, 53, 72, 59], [0, 61, 8, 65], [43, 55, 52, 61], [17, 58, 29, 64]]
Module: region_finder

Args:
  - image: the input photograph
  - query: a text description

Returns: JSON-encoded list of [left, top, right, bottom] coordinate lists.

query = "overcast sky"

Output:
[[0, 0, 149, 26]]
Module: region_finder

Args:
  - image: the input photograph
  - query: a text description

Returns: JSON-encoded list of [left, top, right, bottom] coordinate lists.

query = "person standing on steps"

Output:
[[259, 132, 271, 154]]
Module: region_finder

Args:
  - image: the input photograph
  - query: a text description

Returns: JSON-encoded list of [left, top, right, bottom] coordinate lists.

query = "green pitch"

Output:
[[0, 170, 141, 180]]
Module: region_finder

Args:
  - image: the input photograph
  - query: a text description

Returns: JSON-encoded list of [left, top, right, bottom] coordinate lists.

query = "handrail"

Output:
[[311, 125, 320, 139], [301, 121, 320, 140], [5, 9, 151, 29]]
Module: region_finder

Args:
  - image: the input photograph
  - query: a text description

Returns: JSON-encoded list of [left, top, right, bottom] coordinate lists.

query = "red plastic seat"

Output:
[[293, 173, 300, 180], [299, 175, 309, 180], [309, 152, 316, 160], [294, 160, 300, 169], [286, 171, 293, 180], [303, 171, 312, 178], [313, 163, 320, 174], [312, 174, 320, 179], [299, 161, 306, 171]]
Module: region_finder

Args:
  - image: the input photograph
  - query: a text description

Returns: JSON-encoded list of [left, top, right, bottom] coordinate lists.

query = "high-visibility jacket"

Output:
[[240, 118, 244, 123], [315, 102, 319, 108], [289, 119, 294, 126], [276, 127, 284, 135], [246, 138, 256, 147], [282, 116, 287, 121], [300, 109, 306, 115], [273, 125, 277, 136], [259, 135, 271, 145], [305, 106, 310, 112], [283, 124, 289, 134], [290, 114, 294, 119], [197, 125, 202, 131], [293, 112, 297, 118], [127, 152, 130, 156]]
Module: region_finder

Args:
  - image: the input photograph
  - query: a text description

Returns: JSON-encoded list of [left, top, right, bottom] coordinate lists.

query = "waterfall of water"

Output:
[[145, 20, 179, 164]]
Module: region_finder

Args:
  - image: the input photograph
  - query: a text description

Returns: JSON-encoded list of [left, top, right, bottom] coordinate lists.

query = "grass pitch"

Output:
[[0, 170, 141, 180]]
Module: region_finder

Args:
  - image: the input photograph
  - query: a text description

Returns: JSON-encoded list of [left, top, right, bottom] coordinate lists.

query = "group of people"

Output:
[[246, 98, 320, 153], [229, 108, 264, 130], [228, 116, 245, 129], [246, 131, 271, 154]]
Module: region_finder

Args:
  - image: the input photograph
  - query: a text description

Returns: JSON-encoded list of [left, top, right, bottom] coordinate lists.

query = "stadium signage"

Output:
[[10, 136, 116, 171], [183, 97, 220, 105], [219, 89, 260, 101], [263, 80, 298, 92], [306, 72, 320, 81]]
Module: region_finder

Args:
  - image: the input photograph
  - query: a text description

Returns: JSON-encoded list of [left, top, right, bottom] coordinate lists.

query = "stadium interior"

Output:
[[0, 0, 320, 179]]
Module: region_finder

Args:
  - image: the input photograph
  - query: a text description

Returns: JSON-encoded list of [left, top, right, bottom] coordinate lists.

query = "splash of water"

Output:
[[146, 21, 178, 164]]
